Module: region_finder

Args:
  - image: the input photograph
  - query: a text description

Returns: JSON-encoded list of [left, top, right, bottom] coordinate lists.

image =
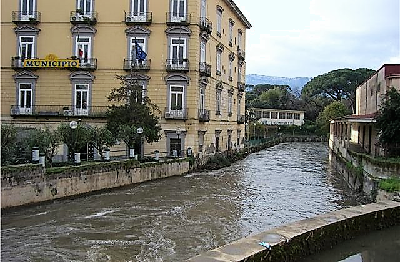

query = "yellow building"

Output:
[[330, 64, 400, 156], [1, 0, 251, 159]]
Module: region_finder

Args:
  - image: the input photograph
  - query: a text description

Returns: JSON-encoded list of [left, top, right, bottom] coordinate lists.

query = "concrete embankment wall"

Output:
[[1, 160, 190, 209], [188, 200, 400, 262]]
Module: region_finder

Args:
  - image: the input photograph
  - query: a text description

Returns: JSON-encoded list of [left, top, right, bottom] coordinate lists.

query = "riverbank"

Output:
[[188, 200, 400, 262]]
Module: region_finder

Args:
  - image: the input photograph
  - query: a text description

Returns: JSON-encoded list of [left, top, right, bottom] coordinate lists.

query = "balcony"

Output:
[[237, 114, 245, 124], [199, 62, 211, 77], [74, 58, 97, 70], [238, 81, 245, 92], [166, 12, 191, 26], [125, 11, 152, 25], [11, 57, 30, 69], [70, 11, 98, 25], [124, 59, 151, 71], [166, 59, 189, 72], [237, 47, 245, 60], [12, 11, 41, 24], [10, 105, 108, 118], [198, 109, 210, 122], [164, 108, 188, 120], [199, 17, 212, 34]]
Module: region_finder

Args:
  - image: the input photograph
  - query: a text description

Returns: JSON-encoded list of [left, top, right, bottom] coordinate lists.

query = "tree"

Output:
[[302, 68, 375, 112], [58, 123, 89, 161], [27, 127, 61, 166], [376, 88, 400, 156], [1, 124, 17, 165], [88, 126, 115, 160], [106, 75, 161, 156], [316, 101, 351, 135]]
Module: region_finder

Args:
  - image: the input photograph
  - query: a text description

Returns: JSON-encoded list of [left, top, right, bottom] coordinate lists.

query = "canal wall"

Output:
[[188, 200, 400, 262], [1, 159, 190, 209], [329, 138, 400, 201]]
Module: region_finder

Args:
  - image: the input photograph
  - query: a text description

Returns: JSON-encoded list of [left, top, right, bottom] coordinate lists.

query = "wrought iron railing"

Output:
[[166, 12, 191, 25], [164, 107, 188, 120], [199, 17, 212, 33], [123, 59, 151, 71], [165, 59, 190, 71], [12, 11, 41, 24], [198, 109, 210, 122], [70, 11, 98, 24], [10, 105, 108, 117], [237, 47, 246, 60], [237, 114, 245, 124], [199, 62, 211, 77], [124, 11, 152, 24]]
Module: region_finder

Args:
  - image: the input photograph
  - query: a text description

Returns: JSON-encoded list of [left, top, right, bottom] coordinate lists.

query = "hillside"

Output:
[[246, 74, 312, 94]]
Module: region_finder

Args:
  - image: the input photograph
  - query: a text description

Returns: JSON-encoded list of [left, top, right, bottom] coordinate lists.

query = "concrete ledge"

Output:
[[188, 201, 400, 262]]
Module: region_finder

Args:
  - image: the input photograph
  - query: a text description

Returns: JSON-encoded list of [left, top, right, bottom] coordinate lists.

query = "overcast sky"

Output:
[[234, 0, 400, 77]]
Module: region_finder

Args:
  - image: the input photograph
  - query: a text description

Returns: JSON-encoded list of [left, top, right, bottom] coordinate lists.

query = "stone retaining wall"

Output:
[[188, 201, 400, 262], [1, 160, 190, 209]]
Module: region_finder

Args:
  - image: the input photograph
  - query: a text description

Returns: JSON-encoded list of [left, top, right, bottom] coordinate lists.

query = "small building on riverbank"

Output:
[[251, 108, 305, 126], [330, 64, 400, 157]]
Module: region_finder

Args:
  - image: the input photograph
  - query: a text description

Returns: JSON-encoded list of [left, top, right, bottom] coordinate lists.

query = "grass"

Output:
[[379, 177, 400, 192]]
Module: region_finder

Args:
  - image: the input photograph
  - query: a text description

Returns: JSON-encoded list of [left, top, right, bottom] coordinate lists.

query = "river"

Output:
[[1, 142, 364, 261]]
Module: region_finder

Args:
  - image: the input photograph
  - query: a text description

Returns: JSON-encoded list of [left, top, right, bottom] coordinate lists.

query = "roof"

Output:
[[224, 0, 252, 29], [332, 113, 377, 123]]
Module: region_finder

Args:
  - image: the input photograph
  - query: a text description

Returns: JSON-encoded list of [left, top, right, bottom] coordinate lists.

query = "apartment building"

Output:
[[330, 64, 400, 156], [1, 0, 251, 158]]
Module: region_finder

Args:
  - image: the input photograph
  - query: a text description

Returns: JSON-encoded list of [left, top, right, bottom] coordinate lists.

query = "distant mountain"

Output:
[[246, 74, 312, 95]]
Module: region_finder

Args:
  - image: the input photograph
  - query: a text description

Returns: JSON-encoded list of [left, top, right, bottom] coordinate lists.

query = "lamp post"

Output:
[[69, 120, 80, 164], [136, 127, 143, 160], [176, 127, 182, 157]]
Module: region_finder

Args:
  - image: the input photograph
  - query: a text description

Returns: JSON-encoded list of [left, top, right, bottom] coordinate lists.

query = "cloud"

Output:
[[238, 0, 399, 77]]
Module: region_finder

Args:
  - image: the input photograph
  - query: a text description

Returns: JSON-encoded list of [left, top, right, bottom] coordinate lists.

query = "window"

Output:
[[170, 38, 186, 66], [228, 92, 232, 116], [271, 112, 277, 119], [131, 0, 146, 17], [237, 96, 241, 116], [198, 132, 205, 153], [279, 112, 286, 119], [20, 0, 36, 19], [200, 40, 206, 63], [75, 84, 89, 115], [238, 63, 242, 83], [228, 59, 232, 81], [199, 87, 205, 111], [75, 36, 92, 65], [216, 6, 222, 37], [19, 36, 35, 59], [238, 30, 242, 49], [216, 89, 222, 115], [262, 111, 270, 118], [171, 0, 186, 22], [18, 83, 32, 114], [287, 113, 293, 119], [129, 37, 146, 62], [237, 130, 241, 147], [294, 113, 300, 120], [216, 50, 221, 75], [228, 19, 234, 46], [200, 0, 206, 18], [77, 0, 93, 15], [170, 85, 184, 111]]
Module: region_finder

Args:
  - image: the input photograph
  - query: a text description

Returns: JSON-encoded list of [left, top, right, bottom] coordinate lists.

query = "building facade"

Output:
[[330, 64, 400, 156], [1, 0, 251, 158], [251, 108, 305, 126]]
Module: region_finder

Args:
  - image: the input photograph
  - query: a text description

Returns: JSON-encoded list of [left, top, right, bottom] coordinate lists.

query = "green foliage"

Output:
[[316, 101, 351, 134], [106, 75, 162, 153], [379, 177, 400, 192], [302, 68, 375, 112], [87, 126, 115, 160], [1, 124, 17, 165], [246, 84, 298, 110], [58, 123, 89, 160], [376, 88, 400, 156], [27, 127, 61, 166]]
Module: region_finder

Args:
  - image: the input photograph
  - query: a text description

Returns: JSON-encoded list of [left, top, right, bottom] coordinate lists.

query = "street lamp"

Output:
[[176, 127, 182, 157], [136, 127, 143, 159], [69, 121, 80, 164]]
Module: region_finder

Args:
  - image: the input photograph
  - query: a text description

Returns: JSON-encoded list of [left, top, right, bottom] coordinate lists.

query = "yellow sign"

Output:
[[23, 54, 80, 68]]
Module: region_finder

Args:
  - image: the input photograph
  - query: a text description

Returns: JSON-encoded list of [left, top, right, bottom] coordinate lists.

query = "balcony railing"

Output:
[[238, 81, 245, 92], [75, 58, 97, 70], [166, 59, 189, 71], [12, 11, 41, 24], [237, 46, 245, 60], [11, 56, 35, 69], [237, 114, 245, 124], [70, 11, 98, 25], [125, 11, 152, 25], [166, 12, 191, 25], [199, 17, 212, 34], [199, 62, 211, 77], [123, 59, 151, 71], [198, 109, 210, 122], [164, 108, 188, 120], [10, 105, 108, 118]]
